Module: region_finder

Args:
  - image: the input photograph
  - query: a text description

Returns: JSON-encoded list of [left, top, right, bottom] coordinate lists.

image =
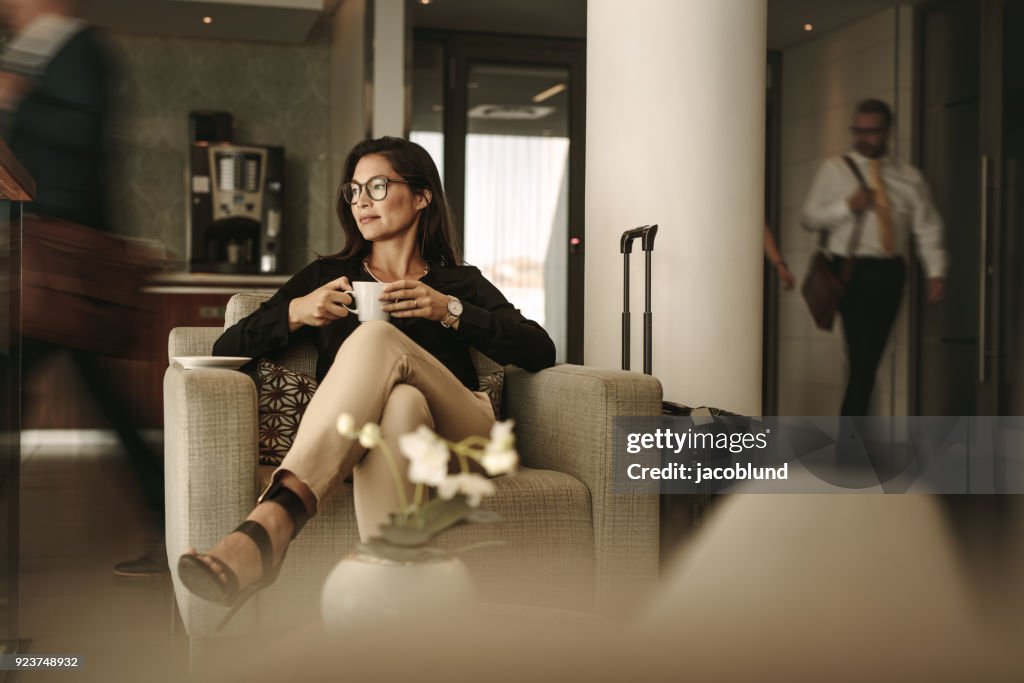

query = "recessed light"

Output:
[[202, 16, 213, 25], [803, 23, 813, 31], [420, 0, 431, 5]]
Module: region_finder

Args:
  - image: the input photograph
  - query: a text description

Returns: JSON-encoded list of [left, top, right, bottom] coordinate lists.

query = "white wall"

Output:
[[777, 6, 915, 416], [327, 0, 369, 255], [371, 0, 406, 138], [586, 0, 767, 415], [327, 0, 409, 255]]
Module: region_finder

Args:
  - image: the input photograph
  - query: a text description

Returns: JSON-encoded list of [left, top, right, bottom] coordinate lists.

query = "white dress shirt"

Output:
[[0, 14, 85, 77], [800, 151, 947, 278]]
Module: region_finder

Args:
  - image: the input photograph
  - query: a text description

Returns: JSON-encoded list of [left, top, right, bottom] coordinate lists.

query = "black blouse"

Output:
[[212, 257, 556, 390]]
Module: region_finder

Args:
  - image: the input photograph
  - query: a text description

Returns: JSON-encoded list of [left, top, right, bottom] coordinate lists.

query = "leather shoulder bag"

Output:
[[800, 155, 869, 331]]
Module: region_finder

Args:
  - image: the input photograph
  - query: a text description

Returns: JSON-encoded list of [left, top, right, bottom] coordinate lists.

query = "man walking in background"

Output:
[[800, 99, 947, 417]]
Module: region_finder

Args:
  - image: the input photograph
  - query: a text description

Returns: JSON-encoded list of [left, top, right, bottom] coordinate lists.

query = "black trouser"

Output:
[[22, 339, 164, 517], [834, 256, 906, 416]]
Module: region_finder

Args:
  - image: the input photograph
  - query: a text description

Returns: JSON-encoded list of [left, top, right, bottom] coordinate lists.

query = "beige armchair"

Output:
[[165, 293, 662, 650]]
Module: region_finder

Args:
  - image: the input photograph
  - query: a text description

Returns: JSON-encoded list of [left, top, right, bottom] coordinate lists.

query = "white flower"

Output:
[[480, 420, 518, 475], [336, 413, 357, 437], [481, 450, 517, 476], [489, 420, 515, 448], [437, 473, 496, 507], [398, 425, 450, 486], [358, 423, 382, 449]]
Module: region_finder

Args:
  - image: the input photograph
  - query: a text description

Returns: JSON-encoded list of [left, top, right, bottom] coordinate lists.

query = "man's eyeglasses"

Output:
[[850, 126, 886, 135], [340, 175, 411, 204]]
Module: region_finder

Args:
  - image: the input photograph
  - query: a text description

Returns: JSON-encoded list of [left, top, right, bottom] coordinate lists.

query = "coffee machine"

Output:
[[187, 141, 285, 274]]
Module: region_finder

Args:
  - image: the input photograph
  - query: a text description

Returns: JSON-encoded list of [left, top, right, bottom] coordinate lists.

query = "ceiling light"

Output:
[[467, 104, 554, 121], [803, 23, 813, 31], [202, 16, 213, 24], [532, 83, 567, 103], [420, 0, 431, 5]]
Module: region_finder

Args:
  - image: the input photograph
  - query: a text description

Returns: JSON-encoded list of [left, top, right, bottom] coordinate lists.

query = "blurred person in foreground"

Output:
[[0, 0, 166, 576]]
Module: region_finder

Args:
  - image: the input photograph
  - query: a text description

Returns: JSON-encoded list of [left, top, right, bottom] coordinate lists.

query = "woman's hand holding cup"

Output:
[[288, 276, 353, 331], [381, 280, 449, 322]]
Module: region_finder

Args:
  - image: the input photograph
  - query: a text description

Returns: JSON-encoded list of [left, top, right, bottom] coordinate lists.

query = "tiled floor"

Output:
[[15, 441, 187, 682]]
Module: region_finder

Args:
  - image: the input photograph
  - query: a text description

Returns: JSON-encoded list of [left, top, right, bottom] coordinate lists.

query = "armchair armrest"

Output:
[[167, 326, 222, 361], [502, 364, 662, 615], [164, 362, 259, 635]]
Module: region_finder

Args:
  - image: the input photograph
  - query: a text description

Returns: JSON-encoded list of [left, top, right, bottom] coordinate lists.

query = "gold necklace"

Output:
[[362, 260, 429, 283]]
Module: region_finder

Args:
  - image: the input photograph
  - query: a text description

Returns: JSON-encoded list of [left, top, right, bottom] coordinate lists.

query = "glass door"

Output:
[[914, 0, 1020, 416], [462, 62, 571, 361], [998, 0, 1024, 415], [412, 34, 586, 364], [915, 0, 982, 415]]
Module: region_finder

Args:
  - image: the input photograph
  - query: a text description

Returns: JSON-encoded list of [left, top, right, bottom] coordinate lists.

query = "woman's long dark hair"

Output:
[[330, 137, 462, 266]]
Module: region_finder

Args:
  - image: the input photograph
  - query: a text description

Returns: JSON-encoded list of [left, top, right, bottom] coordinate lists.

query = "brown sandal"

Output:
[[177, 481, 309, 630]]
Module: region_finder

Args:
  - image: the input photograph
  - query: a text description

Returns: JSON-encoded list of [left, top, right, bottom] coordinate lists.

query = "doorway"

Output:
[[410, 33, 586, 364]]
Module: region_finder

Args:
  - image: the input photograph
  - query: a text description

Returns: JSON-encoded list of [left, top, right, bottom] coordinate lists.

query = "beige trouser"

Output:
[[269, 320, 496, 541]]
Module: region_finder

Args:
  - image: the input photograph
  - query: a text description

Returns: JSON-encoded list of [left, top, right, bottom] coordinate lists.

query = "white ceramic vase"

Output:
[[321, 544, 476, 634]]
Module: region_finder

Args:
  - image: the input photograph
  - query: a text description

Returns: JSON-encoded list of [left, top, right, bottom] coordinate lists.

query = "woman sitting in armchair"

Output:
[[177, 136, 555, 620]]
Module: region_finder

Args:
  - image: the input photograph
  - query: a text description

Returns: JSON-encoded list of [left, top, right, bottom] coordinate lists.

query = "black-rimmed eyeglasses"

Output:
[[340, 175, 411, 204]]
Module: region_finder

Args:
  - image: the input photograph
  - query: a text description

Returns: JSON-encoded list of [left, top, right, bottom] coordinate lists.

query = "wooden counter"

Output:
[[24, 274, 290, 430], [144, 271, 291, 292]]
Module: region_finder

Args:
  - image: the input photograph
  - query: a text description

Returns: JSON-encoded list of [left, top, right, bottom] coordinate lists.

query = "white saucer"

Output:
[[171, 356, 251, 370]]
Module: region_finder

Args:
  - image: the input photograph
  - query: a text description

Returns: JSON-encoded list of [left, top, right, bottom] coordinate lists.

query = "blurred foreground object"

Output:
[[20, 214, 166, 520], [0, 2, 110, 229], [22, 215, 164, 358], [639, 486, 1022, 681], [1, 4, 169, 566]]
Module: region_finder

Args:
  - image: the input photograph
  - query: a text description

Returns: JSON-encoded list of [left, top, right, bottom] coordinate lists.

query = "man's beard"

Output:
[[856, 141, 887, 158]]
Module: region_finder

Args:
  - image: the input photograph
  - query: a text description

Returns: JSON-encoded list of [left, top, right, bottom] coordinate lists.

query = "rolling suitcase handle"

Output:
[[621, 224, 689, 415], [620, 225, 646, 371], [620, 224, 658, 374]]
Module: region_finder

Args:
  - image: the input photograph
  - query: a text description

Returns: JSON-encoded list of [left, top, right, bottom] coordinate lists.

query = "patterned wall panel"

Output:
[[105, 31, 332, 274]]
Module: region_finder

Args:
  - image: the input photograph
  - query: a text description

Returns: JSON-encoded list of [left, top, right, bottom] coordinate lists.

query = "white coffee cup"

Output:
[[341, 281, 390, 322]]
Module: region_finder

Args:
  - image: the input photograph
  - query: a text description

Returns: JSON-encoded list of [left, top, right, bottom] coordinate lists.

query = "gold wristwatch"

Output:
[[440, 296, 463, 328]]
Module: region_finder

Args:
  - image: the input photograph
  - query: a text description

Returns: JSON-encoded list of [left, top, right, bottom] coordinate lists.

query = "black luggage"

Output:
[[618, 224, 731, 558]]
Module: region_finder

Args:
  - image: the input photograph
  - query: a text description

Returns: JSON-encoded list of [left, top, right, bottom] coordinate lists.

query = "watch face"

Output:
[[448, 298, 463, 316]]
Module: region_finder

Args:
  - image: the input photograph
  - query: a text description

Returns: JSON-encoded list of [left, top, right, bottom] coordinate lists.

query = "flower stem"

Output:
[[376, 439, 410, 511], [413, 482, 424, 509], [455, 435, 491, 450], [457, 453, 470, 474]]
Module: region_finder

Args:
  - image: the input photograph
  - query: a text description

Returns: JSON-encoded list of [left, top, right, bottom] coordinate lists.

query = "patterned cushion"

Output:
[[255, 360, 504, 466], [478, 370, 504, 418], [256, 359, 318, 466]]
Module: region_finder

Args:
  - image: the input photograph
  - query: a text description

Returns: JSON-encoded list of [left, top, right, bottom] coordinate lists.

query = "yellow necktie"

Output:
[[869, 159, 895, 255]]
